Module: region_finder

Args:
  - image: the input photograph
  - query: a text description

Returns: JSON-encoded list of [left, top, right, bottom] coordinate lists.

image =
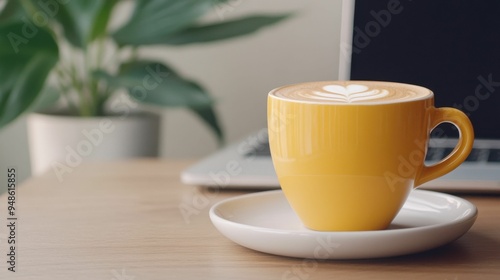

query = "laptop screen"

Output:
[[342, 0, 500, 139]]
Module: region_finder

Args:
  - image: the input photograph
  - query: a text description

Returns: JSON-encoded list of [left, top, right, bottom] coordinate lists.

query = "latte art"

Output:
[[270, 81, 432, 104], [310, 84, 389, 103]]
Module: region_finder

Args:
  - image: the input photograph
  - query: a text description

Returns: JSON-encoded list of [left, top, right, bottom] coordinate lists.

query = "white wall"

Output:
[[0, 0, 343, 191]]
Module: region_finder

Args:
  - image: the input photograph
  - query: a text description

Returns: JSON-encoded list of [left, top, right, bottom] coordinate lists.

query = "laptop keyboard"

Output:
[[245, 139, 271, 157], [487, 149, 500, 162], [426, 147, 499, 163], [246, 139, 500, 163]]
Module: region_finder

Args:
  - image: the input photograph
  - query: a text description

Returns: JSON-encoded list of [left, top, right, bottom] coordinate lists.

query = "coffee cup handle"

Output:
[[415, 107, 474, 187]]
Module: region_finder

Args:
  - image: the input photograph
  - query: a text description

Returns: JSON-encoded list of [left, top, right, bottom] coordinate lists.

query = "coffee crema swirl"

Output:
[[270, 81, 432, 104]]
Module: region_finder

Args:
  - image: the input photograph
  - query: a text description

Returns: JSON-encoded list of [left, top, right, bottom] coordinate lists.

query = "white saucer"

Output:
[[210, 189, 477, 259]]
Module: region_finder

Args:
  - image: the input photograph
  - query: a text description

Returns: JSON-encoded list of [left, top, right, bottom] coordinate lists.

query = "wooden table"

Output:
[[0, 160, 499, 279]]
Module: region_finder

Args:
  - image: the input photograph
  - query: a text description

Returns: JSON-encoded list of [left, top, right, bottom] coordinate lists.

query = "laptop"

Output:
[[182, 0, 500, 193]]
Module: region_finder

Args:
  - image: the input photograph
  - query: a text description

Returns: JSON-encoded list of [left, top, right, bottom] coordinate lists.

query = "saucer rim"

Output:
[[209, 189, 478, 236]]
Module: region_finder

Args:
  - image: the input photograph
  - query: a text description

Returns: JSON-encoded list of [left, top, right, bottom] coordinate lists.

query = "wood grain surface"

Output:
[[0, 159, 498, 280]]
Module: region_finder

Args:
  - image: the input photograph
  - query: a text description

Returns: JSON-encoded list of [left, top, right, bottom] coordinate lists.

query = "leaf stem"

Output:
[[55, 67, 79, 113]]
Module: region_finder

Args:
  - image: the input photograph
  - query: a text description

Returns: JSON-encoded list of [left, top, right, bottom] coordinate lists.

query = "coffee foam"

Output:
[[269, 81, 432, 104]]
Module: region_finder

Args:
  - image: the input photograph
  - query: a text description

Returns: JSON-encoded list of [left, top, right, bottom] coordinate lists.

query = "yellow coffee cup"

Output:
[[267, 81, 474, 231]]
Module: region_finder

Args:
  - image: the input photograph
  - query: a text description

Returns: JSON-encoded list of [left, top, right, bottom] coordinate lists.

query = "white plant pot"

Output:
[[27, 112, 160, 179]]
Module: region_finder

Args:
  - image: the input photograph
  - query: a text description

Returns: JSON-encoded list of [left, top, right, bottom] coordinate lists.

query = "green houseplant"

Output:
[[0, 0, 288, 140], [0, 0, 288, 176]]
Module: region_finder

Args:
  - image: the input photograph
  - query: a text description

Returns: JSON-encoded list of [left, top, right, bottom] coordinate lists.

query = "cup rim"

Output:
[[268, 80, 434, 106]]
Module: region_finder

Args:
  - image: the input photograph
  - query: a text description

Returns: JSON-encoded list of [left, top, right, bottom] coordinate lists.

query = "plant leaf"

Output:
[[0, 0, 26, 23], [89, 0, 118, 40], [2, 55, 57, 120], [189, 101, 224, 144], [56, 0, 117, 48], [95, 61, 224, 142], [20, 0, 117, 48], [115, 61, 215, 108], [112, 0, 214, 46], [0, 22, 58, 127], [162, 14, 291, 45]]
